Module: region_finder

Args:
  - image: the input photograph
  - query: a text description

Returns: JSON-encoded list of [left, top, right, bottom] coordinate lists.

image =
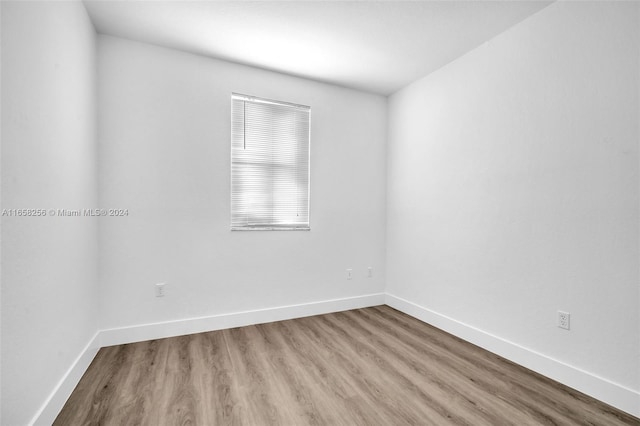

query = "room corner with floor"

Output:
[[1, 1, 639, 425]]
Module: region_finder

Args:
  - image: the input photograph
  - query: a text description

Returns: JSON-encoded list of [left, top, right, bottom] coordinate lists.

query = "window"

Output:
[[231, 93, 310, 230]]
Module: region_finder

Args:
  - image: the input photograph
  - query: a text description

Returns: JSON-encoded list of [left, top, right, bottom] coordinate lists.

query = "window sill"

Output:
[[231, 227, 310, 231]]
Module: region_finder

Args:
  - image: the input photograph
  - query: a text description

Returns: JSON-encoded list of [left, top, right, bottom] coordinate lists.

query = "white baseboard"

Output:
[[385, 293, 640, 418], [30, 332, 101, 426], [99, 292, 386, 347]]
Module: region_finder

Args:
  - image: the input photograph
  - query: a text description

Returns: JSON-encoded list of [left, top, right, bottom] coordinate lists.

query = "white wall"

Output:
[[387, 0, 639, 407], [97, 35, 387, 330], [0, 1, 98, 425]]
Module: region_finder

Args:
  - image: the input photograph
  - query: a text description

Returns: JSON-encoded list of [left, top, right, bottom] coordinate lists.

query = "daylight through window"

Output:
[[231, 93, 310, 230]]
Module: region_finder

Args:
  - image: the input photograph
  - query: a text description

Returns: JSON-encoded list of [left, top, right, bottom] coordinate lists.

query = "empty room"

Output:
[[1, 0, 639, 424]]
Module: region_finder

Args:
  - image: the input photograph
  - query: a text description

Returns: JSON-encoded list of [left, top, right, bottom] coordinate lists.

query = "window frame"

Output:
[[230, 93, 311, 231]]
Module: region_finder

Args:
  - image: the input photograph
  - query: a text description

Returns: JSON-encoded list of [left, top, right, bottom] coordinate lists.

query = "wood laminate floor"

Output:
[[55, 306, 639, 425]]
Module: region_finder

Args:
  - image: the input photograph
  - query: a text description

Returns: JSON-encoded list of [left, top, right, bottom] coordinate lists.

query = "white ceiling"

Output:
[[83, 1, 552, 95]]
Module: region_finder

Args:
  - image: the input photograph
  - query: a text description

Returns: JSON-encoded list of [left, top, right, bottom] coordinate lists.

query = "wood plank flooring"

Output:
[[55, 306, 639, 425]]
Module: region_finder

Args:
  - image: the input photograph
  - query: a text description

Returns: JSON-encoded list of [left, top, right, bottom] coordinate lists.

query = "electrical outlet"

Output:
[[155, 282, 166, 297], [346, 269, 353, 280], [558, 311, 570, 330], [367, 267, 373, 278]]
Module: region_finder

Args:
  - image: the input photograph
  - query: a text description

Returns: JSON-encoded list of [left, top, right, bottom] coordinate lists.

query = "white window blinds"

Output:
[[231, 93, 310, 230]]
